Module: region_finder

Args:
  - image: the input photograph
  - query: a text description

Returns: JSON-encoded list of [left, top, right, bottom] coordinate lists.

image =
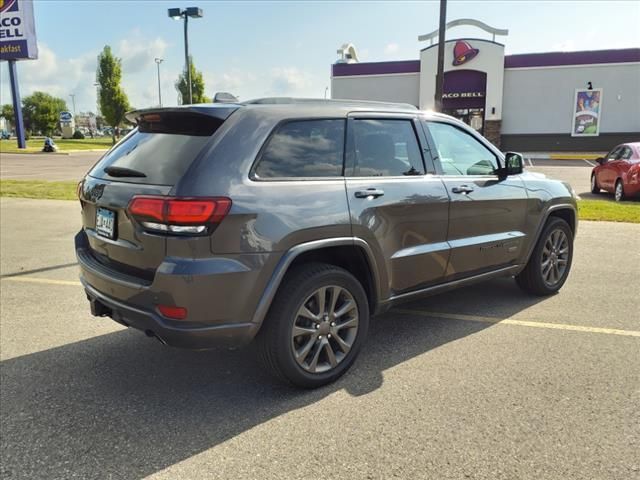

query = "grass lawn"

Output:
[[577, 199, 640, 223], [1, 180, 639, 223], [0, 180, 78, 200], [0, 137, 112, 154]]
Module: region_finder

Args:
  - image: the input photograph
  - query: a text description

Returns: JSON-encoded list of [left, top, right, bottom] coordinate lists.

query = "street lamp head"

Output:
[[167, 7, 182, 19], [185, 7, 203, 18], [155, 58, 164, 64]]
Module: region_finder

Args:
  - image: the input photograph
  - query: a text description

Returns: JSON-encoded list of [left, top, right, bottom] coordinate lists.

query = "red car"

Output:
[[591, 142, 640, 201]]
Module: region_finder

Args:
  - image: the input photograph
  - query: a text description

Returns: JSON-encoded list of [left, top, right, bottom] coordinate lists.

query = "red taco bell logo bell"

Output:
[[452, 40, 479, 66]]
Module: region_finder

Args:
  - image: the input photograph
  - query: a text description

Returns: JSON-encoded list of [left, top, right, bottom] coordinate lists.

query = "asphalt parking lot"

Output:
[[1, 197, 638, 480]]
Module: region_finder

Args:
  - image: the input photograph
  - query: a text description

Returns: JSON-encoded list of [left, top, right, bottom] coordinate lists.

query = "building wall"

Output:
[[502, 63, 640, 134], [331, 73, 420, 106], [419, 39, 505, 122]]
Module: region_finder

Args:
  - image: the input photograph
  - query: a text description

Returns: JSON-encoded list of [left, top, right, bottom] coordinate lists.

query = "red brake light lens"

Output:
[[166, 199, 217, 224], [128, 197, 165, 222], [127, 196, 232, 233]]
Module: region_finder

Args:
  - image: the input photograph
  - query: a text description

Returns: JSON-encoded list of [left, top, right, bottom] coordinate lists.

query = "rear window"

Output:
[[253, 119, 345, 179], [89, 112, 223, 185]]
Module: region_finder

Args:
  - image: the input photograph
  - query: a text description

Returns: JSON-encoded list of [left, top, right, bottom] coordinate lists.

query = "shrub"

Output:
[[72, 130, 85, 139]]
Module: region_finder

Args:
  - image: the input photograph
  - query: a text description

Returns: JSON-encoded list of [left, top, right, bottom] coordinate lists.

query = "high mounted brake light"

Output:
[[128, 196, 231, 234]]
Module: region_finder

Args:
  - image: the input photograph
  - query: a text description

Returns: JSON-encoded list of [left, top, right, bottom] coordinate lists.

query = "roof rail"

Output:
[[243, 97, 417, 110]]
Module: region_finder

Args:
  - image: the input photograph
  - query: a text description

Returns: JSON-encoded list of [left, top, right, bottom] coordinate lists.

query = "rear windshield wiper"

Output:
[[104, 166, 147, 178]]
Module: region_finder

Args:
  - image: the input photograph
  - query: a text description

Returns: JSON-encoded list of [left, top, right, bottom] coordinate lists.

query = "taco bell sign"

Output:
[[0, 0, 38, 61]]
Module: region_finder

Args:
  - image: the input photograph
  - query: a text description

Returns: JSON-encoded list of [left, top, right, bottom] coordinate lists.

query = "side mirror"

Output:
[[504, 151, 524, 176], [596, 157, 605, 165]]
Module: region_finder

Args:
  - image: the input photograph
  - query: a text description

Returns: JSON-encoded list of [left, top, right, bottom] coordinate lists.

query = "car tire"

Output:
[[515, 217, 574, 296], [614, 179, 626, 202], [256, 262, 369, 388], [590, 174, 601, 194]]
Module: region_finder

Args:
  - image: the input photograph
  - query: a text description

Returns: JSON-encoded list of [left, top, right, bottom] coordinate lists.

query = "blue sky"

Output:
[[1, 0, 638, 113]]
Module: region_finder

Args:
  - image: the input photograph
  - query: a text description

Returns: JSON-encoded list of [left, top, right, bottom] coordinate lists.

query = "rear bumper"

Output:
[[83, 280, 257, 349], [75, 230, 277, 349]]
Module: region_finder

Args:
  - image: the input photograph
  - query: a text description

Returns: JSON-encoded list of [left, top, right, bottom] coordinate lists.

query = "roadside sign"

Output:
[[0, 0, 38, 61]]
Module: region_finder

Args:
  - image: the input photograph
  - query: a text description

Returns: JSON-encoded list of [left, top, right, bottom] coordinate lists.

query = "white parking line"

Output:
[[584, 160, 596, 167], [4, 277, 639, 338], [527, 157, 534, 167], [396, 309, 640, 338]]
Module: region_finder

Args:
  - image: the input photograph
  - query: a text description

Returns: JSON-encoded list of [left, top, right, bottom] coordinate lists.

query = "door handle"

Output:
[[354, 188, 385, 199], [451, 185, 474, 194]]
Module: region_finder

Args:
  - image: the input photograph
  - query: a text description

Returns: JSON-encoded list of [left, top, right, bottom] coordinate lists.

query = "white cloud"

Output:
[[0, 33, 171, 113], [0, 43, 98, 111], [384, 43, 399, 56], [270, 67, 312, 95], [117, 35, 168, 75], [0, 37, 325, 114]]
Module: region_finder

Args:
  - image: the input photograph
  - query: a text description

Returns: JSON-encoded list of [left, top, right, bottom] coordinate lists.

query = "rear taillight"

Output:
[[128, 196, 231, 235]]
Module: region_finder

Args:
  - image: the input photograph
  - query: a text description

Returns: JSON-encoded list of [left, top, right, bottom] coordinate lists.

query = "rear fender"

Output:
[[250, 237, 382, 328]]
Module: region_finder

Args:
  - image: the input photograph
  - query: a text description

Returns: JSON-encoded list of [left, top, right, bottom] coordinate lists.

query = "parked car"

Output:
[[76, 99, 578, 388], [591, 142, 640, 201], [0, 129, 10, 140]]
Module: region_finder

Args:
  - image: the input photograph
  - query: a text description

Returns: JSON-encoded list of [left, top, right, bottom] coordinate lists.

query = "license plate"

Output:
[[96, 208, 116, 239]]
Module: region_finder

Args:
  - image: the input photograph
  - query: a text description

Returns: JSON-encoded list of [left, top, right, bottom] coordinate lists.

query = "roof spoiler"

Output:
[[125, 104, 238, 124]]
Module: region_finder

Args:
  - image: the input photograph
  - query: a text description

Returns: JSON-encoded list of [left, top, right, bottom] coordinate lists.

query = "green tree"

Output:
[[21, 92, 67, 136], [175, 57, 210, 105], [96, 45, 131, 144]]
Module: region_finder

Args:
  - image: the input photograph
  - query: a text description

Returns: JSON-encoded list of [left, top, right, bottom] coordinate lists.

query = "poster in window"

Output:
[[571, 88, 602, 137]]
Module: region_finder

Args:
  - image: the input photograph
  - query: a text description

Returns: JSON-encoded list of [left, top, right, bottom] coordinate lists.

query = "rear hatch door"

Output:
[[79, 106, 237, 278]]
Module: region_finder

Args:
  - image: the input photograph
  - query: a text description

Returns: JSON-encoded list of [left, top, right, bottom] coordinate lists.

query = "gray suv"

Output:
[[76, 99, 577, 388]]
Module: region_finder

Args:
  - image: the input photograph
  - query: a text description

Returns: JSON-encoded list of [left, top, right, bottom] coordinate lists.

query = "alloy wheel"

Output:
[[541, 229, 569, 287], [291, 285, 359, 374], [615, 182, 624, 201]]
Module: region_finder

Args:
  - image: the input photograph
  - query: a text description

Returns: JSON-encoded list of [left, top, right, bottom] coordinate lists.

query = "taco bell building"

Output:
[[330, 20, 640, 151]]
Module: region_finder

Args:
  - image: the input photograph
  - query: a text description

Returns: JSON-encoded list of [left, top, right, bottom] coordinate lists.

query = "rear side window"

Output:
[[254, 119, 345, 179], [352, 119, 425, 177], [89, 112, 224, 185]]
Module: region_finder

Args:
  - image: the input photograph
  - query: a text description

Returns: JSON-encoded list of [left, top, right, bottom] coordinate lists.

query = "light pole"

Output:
[[69, 93, 77, 117], [324, 86, 329, 99], [93, 82, 100, 116], [434, 0, 447, 112], [168, 7, 203, 105], [155, 58, 164, 106]]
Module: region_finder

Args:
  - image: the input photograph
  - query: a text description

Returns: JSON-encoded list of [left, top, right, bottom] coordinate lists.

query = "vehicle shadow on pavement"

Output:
[[0, 278, 546, 479]]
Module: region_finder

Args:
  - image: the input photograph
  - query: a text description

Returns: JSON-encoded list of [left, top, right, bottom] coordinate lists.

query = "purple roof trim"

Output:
[[332, 60, 420, 77], [332, 48, 640, 77], [504, 48, 640, 68]]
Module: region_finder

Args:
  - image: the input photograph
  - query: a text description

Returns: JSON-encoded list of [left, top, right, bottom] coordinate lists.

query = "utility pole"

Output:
[[155, 58, 164, 106], [434, 0, 447, 112], [69, 93, 77, 117], [93, 82, 100, 116]]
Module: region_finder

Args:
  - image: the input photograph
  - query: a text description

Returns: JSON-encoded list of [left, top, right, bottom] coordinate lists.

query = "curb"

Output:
[[549, 153, 604, 161], [0, 148, 108, 156], [522, 152, 605, 161]]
